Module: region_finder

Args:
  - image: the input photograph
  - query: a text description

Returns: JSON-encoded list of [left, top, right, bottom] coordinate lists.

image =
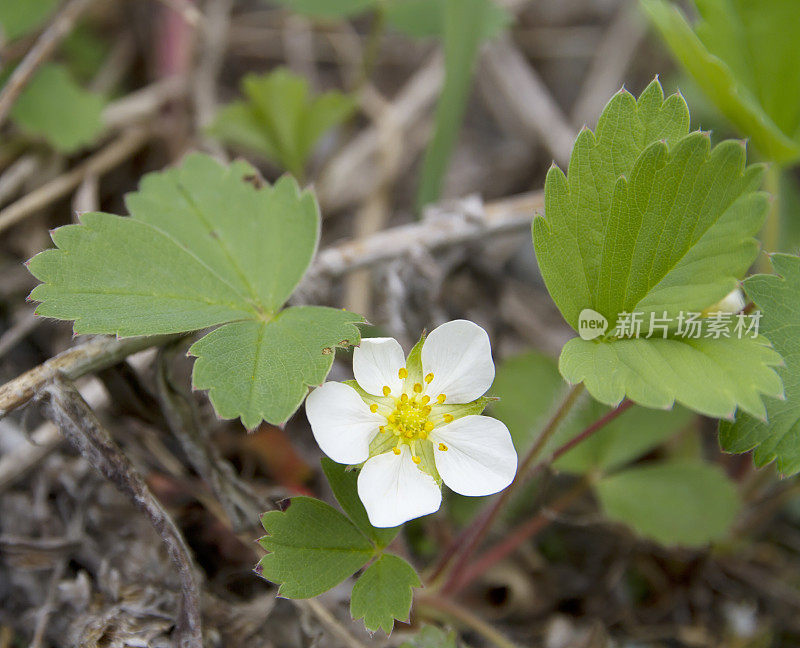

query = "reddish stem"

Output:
[[446, 479, 589, 593], [437, 397, 634, 594], [433, 384, 585, 590], [550, 399, 634, 463]]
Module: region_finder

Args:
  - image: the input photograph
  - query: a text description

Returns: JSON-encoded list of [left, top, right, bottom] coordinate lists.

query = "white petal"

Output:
[[704, 288, 746, 315], [305, 382, 384, 464], [432, 415, 517, 496], [357, 447, 442, 527], [422, 320, 495, 403], [353, 337, 406, 397]]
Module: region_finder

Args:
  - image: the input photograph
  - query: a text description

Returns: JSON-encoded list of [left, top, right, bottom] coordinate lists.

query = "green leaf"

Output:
[[595, 136, 764, 330], [399, 626, 459, 648], [535, 78, 690, 329], [29, 210, 258, 334], [560, 336, 782, 420], [9, 63, 105, 152], [720, 254, 800, 474], [28, 153, 362, 427], [641, 0, 800, 164], [62, 24, 111, 83], [208, 69, 356, 177], [385, 0, 508, 40], [491, 351, 695, 474], [0, 0, 59, 41], [351, 554, 420, 634], [124, 156, 320, 314], [30, 155, 317, 331], [385, 0, 443, 38], [595, 460, 740, 546], [258, 497, 374, 598], [534, 78, 783, 418], [270, 0, 376, 19], [190, 307, 363, 428], [416, 0, 511, 207], [321, 457, 400, 548]]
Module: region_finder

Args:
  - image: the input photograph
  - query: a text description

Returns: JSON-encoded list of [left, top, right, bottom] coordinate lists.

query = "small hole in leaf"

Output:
[[243, 173, 265, 189]]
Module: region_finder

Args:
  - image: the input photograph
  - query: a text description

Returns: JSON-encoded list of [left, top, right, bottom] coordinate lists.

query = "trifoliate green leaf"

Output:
[[9, 64, 105, 152], [321, 457, 400, 549], [351, 554, 420, 634], [595, 460, 740, 546], [270, 0, 376, 19], [208, 69, 356, 178], [491, 351, 694, 474], [258, 497, 374, 598], [399, 626, 459, 648], [560, 336, 782, 420], [28, 153, 363, 427], [534, 78, 783, 418], [0, 0, 59, 41], [641, 0, 800, 164], [720, 254, 800, 474]]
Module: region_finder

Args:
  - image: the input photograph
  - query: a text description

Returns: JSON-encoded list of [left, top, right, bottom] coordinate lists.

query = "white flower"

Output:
[[306, 320, 518, 527]]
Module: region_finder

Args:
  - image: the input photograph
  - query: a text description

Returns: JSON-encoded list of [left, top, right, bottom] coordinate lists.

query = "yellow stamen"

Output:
[[398, 367, 408, 379], [405, 431, 414, 438], [393, 447, 401, 455], [388, 414, 396, 423], [413, 383, 423, 393], [422, 406, 432, 415], [421, 395, 430, 405], [438, 443, 448, 451], [382, 386, 391, 396], [425, 372, 434, 384], [380, 426, 386, 433], [412, 455, 421, 464], [401, 393, 409, 403], [443, 414, 454, 423], [419, 431, 428, 440], [424, 421, 434, 433], [370, 404, 378, 413], [437, 394, 446, 404]]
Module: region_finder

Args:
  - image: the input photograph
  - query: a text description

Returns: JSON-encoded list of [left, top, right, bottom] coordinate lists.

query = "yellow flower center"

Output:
[[379, 368, 449, 462], [385, 386, 433, 443]]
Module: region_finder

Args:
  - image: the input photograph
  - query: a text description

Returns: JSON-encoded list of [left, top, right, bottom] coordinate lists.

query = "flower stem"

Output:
[[443, 399, 634, 593], [445, 478, 591, 594], [428, 383, 585, 588], [431, 394, 635, 596], [758, 163, 781, 273], [549, 399, 634, 464], [416, 594, 523, 648]]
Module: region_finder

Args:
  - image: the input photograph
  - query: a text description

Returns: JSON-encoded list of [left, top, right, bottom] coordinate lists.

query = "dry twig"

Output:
[[309, 190, 543, 279], [479, 36, 574, 167], [0, 333, 180, 418], [0, 128, 151, 234], [570, 4, 647, 127], [41, 377, 203, 647]]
